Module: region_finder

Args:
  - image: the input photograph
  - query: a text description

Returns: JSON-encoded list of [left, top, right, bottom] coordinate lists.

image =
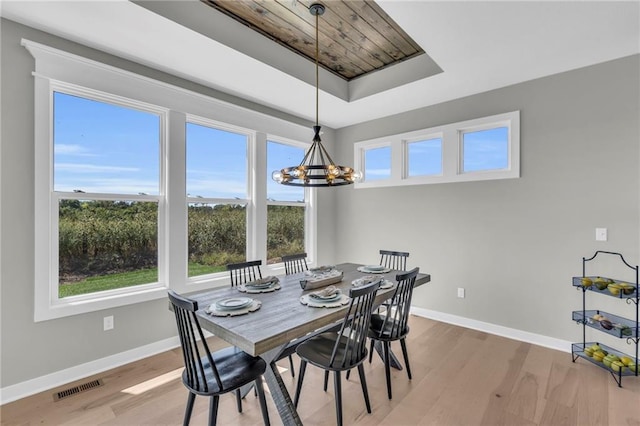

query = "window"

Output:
[[27, 39, 318, 320], [461, 127, 509, 173], [364, 146, 392, 181], [407, 137, 442, 177], [53, 91, 164, 299], [186, 121, 249, 277], [354, 111, 519, 188], [266, 141, 306, 264]]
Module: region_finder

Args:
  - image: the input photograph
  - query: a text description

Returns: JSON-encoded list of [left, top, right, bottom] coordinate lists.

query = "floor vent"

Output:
[[54, 379, 103, 401]]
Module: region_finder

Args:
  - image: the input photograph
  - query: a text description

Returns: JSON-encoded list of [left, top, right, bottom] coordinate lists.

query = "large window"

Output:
[[53, 91, 164, 299], [28, 40, 316, 320], [354, 111, 519, 188], [266, 141, 306, 264], [186, 121, 249, 277]]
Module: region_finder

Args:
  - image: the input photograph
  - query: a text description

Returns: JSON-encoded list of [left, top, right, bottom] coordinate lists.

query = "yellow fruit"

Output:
[[584, 347, 595, 357], [581, 277, 593, 287], [593, 351, 606, 362], [611, 361, 625, 373], [608, 285, 621, 296], [621, 356, 634, 366]]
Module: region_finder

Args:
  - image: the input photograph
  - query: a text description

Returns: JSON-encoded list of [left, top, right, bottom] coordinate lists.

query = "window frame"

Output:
[[265, 137, 315, 267], [184, 115, 253, 281], [354, 111, 520, 189], [26, 39, 317, 321]]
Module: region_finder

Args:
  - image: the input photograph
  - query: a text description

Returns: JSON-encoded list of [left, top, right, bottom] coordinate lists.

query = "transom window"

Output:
[[354, 111, 519, 188], [364, 145, 392, 181]]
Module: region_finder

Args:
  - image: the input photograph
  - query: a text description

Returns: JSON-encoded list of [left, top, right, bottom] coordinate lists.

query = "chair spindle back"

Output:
[[379, 250, 409, 271], [168, 290, 223, 393], [226, 260, 262, 287], [378, 267, 419, 340], [282, 253, 308, 275], [330, 281, 380, 369]]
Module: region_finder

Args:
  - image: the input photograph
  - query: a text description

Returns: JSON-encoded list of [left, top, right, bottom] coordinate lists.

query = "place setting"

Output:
[[237, 276, 281, 293], [205, 296, 262, 317], [352, 275, 395, 290], [357, 264, 391, 274], [300, 285, 350, 308]]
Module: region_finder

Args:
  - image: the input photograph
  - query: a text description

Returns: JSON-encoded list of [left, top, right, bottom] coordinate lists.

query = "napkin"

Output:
[[308, 265, 335, 274], [246, 276, 279, 287], [310, 285, 340, 299]]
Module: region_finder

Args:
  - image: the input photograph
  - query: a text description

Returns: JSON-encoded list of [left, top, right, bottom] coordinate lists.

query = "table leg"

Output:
[[374, 340, 403, 370], [261, 345, 303, 426]]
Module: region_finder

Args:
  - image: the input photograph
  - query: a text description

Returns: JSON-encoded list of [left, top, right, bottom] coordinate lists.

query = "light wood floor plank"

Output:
[[2, 316, 639, 426]]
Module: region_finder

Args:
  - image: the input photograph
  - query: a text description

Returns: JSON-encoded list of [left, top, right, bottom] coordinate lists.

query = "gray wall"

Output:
[[0, 18, 337, 388], [335, 55, 640, 343]]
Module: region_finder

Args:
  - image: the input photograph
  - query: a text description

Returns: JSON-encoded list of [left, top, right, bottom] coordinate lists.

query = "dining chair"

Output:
[[226, 259, 296, 378], [368, 267, 419, 400], [379, 249, 410, 271], [281, 252, 308, 275], [226, 260, 262, 287], [293, 281, 381, 426], [167, 290, 270, 426]]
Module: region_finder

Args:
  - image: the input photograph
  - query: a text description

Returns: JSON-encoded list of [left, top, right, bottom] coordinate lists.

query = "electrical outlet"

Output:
[[103, 315, 114, 331], [595, 228, 607, 241], [457, 288, 465, 298]]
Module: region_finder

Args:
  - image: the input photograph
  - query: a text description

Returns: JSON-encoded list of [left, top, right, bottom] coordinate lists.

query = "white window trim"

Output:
[[25, 39, 316, 321], [354, 111, 520, 189]]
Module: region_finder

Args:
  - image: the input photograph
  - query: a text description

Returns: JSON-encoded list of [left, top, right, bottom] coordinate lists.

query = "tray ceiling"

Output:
[[202, 0, 424, 81]]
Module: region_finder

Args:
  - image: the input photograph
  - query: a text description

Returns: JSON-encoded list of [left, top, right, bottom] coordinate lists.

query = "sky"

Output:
[[54, 92, 304, 202], [54, 91, 508, 199]]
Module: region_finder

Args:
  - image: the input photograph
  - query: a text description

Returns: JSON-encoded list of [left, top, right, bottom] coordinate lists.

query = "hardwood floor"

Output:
[[2, 316, 639, 425]]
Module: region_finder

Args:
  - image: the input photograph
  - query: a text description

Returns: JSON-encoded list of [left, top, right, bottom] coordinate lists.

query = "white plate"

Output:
[[215, 297, 253, 310], [364, 265, 385, 271]]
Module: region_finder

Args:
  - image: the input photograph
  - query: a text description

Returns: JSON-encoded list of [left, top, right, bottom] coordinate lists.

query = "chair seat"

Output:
[[368, 313, 409, 341], [297, 331, 367, 371], [184, 346, 266, 396]]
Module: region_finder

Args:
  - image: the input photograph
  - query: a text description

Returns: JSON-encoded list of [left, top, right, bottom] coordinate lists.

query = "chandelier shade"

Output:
[[271, 3, 361, 187]]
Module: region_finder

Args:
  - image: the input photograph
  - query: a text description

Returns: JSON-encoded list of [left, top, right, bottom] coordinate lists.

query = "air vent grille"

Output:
[[53, 379, 103, 401]]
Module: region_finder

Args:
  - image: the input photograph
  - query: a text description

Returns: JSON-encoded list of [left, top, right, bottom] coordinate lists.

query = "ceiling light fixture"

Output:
[[272, 3, 361, 187]]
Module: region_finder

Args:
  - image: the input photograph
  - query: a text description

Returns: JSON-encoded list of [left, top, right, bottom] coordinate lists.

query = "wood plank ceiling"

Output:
[[202, 0, 424, 81]]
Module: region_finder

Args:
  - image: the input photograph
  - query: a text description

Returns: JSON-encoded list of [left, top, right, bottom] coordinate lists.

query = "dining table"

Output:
[[180, 262, 431, 426]]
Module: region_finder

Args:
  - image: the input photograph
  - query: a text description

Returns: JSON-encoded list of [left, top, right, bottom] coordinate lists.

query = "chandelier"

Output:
[[272, 3, 362, 187]]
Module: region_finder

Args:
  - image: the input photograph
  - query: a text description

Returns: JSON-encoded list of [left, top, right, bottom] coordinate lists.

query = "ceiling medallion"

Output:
[[272, 3, 361, 187]]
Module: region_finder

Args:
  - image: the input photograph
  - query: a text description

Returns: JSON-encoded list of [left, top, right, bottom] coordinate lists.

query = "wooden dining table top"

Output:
[[185, 262, 431, 357]]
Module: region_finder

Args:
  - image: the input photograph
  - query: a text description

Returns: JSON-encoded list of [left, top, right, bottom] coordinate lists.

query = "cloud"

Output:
[[365, 168, 391, 177], [54, 144, 96, 156]]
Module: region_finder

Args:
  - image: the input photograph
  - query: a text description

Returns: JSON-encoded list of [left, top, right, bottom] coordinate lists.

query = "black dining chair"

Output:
[[379, 249, 410, 271], [368, 267, 419, 400], [226, 260, 296, 378], [167, 290, 270, 426], [226, 260, 262, 287], [281, 252, 308, 275], [293, 281, 381, 426]]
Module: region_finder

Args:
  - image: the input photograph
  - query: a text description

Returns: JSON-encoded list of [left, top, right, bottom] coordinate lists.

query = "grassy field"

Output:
[[58, 263, 225, 298]]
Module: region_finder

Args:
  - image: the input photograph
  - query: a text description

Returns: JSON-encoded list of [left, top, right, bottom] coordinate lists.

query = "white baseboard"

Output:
[[2, 311, 571, 405], [0, 336, 181, 405], [410, 306, 572, 353]]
